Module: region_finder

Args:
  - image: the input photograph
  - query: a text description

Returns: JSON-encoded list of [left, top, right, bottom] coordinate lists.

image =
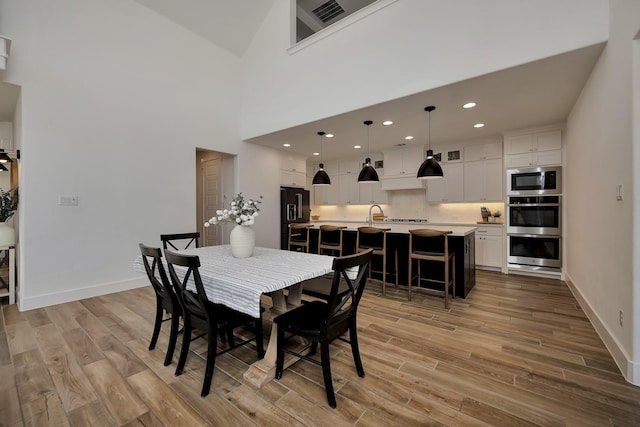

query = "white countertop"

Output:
[[309, 221, 477, 236]]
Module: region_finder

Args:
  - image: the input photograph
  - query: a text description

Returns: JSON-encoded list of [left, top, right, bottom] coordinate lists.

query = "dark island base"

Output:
[[296, 228, 476, 299]]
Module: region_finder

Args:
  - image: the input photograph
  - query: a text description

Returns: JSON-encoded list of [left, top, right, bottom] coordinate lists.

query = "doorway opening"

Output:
[[196, 149, 235, 247]]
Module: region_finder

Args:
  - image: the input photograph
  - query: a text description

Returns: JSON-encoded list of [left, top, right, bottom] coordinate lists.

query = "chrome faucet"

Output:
[[368, 204, 384, 227]]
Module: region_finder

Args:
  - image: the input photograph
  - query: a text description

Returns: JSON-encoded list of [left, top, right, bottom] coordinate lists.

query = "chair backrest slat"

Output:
[[325, 249, 373, 325], [161, 232, 200, 251]]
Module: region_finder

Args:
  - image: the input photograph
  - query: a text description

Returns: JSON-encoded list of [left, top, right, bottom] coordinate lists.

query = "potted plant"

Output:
[[493, 209, 502, 222], [0, 187, 18, 246]]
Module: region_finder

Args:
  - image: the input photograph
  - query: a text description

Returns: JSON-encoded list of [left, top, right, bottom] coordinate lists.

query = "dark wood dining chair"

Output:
[[356, 226, 398, 295], [160, 232, 200, 251], [288, 223, 311, 253], [138, 243, 181, 366], [164, 250, 264, 397], [275, 249, 373, 408], [408, 229, 455, 309]]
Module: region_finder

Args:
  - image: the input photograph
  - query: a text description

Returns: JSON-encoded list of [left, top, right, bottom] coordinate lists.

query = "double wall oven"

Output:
[[507, 166, 562, 270]]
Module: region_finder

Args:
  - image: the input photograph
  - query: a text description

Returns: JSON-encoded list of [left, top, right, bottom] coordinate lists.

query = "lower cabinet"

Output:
[[475, 225, 504, 269]]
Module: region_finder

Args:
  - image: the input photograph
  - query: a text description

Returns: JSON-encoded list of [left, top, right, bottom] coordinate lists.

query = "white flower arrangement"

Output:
[[204, 193, 262, 227]]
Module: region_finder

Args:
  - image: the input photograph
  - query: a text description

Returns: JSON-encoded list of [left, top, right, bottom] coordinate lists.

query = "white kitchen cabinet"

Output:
[[475, 225, 504, 269], [381, 145, 426, 190], [338, 159, 361, 175], [279, 154, 307, 187], [464, 141, 502, 162], [426, 163, 463, 203], [0, 123, 13, 151], [338, 173, 360, 205], [279, 169, 306, 187], [505, 129, 561, 167], [382, 145, 424, 176], [464, 158, 503, 202], [359, 171, 388, 204]]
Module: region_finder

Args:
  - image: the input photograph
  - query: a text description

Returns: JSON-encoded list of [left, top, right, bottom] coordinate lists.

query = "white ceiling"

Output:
[[131, 0, 276, 57], [247, 43, 605, 162], [0, 2, 605, 162]]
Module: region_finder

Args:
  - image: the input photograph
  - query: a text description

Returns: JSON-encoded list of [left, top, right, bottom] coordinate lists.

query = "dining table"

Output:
[[133, 244, 335, 387]]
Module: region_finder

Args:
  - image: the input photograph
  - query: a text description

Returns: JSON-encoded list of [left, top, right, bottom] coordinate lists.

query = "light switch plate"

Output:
[[59, 195, 78, 206], [616, 184, 623, 201]]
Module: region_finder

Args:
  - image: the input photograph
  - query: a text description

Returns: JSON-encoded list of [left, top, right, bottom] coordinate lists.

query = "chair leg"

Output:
[[175, 318, 192, 376], [255, 318, 264, 358], [320, 340, 336, 408], [164, 313, 180, 366], [149, 300, 163, 350], [201, 325, 218, 397], [452, 254, 456, 302], [444, 259, 449, 310], [408, 257, 412, 301], [275, 325, 285, 380], [382, 252, 387, 296], [349, 320, 365, 377]]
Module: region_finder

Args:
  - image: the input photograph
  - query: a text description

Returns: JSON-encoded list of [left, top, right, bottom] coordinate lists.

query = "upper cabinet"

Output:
[[464, 142, 502, 162], [505, 129, 562, 167], [0, 122, 13, 151], [426, 163, 463, 203], [381, 145, 426, 190], [463, 142, 503, 202], [279, 154, 307, 187]]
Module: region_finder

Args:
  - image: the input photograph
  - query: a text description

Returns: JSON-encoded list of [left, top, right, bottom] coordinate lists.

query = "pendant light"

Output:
[[0, 149, 10, 163], [312, 131, 331, 186], [358, 120, 379, 183], [417, 105, 444, 179]]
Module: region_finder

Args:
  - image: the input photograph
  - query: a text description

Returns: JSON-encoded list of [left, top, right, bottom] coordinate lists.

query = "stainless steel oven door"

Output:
[[507, 198, 561, 235], [508, 234, 562, 268]]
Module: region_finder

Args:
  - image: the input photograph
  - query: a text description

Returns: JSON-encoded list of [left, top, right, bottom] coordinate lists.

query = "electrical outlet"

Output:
[[619, 310, 624, 327], [59, 195, 79, 206]]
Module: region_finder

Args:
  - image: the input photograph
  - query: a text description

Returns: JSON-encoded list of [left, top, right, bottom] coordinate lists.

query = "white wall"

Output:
[[241, 0, 609, 140], [0, 0, 282, 309], [565, 0, 640, 384]]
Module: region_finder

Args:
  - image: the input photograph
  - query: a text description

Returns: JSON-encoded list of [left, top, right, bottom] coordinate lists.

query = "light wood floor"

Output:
[[1, 270, 639, 426]]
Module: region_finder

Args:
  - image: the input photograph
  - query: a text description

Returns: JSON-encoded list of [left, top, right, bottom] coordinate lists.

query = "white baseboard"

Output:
[[18, 277, 149, 311], [564, 272, 639, 386]]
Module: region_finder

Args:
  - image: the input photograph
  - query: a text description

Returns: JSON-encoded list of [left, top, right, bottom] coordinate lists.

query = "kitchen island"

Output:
[[307, 221, 476, 298]]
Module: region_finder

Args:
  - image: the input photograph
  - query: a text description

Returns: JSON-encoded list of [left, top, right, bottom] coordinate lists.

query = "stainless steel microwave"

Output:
[[507, 166, 561, 195]]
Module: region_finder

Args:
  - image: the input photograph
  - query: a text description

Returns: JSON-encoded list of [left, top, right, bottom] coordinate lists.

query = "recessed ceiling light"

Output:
[[405, 135, 414, 140], [383, 120, 393, 125], [313, 152, 319, 156], [325, 133, 334, 138], [474, 123, 485, 128], [283, 143, 291, 147], [463, 102, 477, 109], [354, 145, 361, 149]]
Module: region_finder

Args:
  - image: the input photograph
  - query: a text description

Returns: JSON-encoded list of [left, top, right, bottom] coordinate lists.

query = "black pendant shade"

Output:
[[0, 150, 10, 164], [313, 163, 331, 186], [358, 120, 379, 183], [358, 157, 379, 183], [417, 105, 443, 180], [312, 131, 331, 186], [417, 149, 443, 179]]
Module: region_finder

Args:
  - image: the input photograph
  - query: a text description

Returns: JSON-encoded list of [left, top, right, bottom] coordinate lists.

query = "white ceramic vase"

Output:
[[0, 222, 15, 247], [230, 225, 255, 258]]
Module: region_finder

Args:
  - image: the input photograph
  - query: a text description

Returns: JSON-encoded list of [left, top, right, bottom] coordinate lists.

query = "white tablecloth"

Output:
[[134, 245, 334, 318]]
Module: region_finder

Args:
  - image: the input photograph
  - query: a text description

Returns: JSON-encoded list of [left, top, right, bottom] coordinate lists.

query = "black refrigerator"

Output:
[[280, 186, 310, 250]]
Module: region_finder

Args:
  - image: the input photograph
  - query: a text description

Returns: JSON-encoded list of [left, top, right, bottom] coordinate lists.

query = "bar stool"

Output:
[[356, 227, 398, 295], [288, 223, 311, 253], [407, 229, 455, 309], [317, 225, 347, 256]]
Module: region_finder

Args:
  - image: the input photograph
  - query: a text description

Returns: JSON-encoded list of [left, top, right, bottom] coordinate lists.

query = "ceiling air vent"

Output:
[[313, 0, 345, 23]]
